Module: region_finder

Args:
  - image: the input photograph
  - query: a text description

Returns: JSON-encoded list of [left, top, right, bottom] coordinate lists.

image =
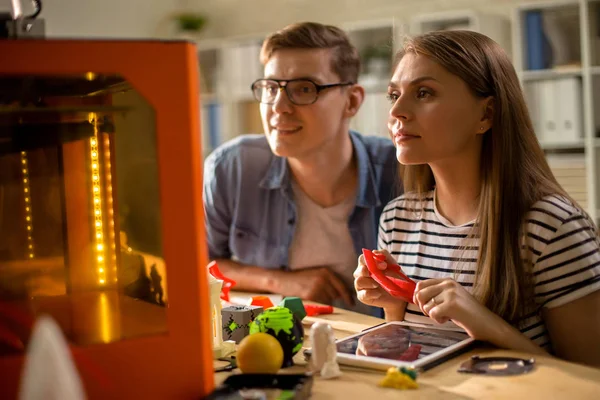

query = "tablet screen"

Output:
[[336, 322, 470, 362]]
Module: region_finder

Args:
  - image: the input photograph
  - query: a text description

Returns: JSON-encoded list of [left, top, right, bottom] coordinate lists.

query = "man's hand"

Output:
[[213, 259, 353, 306], [275, 267, 354, 306]]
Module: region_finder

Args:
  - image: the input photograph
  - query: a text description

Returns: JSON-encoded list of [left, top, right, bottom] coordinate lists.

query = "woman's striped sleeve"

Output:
[[532, 209, 600, 309]]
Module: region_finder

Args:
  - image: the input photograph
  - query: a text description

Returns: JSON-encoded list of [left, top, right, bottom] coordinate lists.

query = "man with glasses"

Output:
[[203, 22, 399, 315]]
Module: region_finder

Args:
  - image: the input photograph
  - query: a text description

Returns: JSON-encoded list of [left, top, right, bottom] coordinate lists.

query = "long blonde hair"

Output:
[[396, 31, 567, 323]]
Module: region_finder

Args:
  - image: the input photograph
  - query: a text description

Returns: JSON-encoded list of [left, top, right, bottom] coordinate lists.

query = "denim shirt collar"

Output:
[[258, 130, 382, 208]]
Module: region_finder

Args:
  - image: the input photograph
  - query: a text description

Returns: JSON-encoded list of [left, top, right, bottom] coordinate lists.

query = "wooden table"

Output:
[[216, 295, 600, 399]]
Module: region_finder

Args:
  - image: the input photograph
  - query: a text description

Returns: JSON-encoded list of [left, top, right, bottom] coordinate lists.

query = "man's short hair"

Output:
[[260, 22, 360, 83]]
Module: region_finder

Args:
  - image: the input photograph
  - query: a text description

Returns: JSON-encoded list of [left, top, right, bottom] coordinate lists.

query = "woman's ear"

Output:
[[343, 84, 365, 118], [478, 96, 494, 134]]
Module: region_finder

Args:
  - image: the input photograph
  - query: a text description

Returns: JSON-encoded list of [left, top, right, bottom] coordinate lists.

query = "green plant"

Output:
[[175, 13, 207, 32]]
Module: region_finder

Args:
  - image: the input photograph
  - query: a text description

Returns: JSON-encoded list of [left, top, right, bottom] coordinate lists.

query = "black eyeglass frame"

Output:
[[250, 78, 355, 105]]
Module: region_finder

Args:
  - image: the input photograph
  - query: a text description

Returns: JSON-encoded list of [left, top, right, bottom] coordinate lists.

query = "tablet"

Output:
[[304, 321, 475, 372]]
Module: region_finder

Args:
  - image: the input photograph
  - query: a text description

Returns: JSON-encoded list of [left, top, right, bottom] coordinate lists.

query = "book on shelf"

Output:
[[201, 101, 221, 156], [524, 8, 580, 71], [525, 10, 551, 70], [541, 10, 570, 66]]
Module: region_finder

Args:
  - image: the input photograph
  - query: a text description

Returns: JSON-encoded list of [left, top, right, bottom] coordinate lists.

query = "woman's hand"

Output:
[[413, 278, 509, 341], [414, 278, 548, 356], [353, 249, 407, 315]]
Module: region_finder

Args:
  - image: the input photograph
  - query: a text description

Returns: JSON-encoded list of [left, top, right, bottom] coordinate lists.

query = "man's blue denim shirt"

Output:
[[203, 131, 401, 314]]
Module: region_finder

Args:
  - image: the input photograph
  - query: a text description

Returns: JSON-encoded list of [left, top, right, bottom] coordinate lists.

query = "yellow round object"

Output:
[[236, 333, 284, 374]]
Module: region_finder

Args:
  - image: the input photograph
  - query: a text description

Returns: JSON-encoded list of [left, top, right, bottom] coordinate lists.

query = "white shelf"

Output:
[[540, 139, 586, 150], [195, 38, 226, 51], [411, 10, 511, 54], [590, 66, 600, 75], [521, 67, 582, 81], [516, 0, 580, 12], [411, 9, 476, 31]]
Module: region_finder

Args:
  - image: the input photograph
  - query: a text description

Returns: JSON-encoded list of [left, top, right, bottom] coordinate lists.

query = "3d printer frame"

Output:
[[0, 39, 214, 399]]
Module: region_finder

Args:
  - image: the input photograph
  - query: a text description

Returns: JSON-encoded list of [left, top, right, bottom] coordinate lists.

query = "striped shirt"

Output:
[[378, 190, 600, 351]]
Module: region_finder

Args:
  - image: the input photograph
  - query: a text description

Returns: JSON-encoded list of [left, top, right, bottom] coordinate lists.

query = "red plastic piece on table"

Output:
[[397, 344, 422, 362], [208, 260, 237, 302], [250, 295, 274, 309], [361, 249, 416, 303], [304, 304, 334, 316]]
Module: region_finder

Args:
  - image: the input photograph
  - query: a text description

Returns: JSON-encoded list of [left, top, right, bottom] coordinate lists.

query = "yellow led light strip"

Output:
[[99, 292, 112, 343], [90, 114, 105, 285], [21, 151, 34, 259], [103, 135, 117, 283]]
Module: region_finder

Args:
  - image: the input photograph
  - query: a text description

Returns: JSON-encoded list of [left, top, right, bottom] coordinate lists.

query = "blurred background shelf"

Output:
[[522, 67, 582, 81], [179, 0, 600, 221], [540, 139, 586, 150], [513, 0, 600, 221]]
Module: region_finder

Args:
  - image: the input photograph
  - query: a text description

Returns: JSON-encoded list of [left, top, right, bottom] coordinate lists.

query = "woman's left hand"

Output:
[[413, 278, 506, 341]]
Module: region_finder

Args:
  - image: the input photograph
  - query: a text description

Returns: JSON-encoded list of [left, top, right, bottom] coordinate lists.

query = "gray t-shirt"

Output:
[[288, 181, 373, 314]]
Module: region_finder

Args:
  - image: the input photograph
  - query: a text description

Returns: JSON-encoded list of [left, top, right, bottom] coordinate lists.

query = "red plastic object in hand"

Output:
[[361, 249, 416, 303], [208, 260, 237, 302], [304, 304, 334, 316]]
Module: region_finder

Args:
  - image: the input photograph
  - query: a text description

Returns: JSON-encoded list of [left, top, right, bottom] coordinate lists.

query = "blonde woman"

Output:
[[354, 30, 600, 367]]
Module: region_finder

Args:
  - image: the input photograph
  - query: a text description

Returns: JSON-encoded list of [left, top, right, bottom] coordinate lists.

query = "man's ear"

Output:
[[343, 84, 365, 118], [478, 96, 494, 134]]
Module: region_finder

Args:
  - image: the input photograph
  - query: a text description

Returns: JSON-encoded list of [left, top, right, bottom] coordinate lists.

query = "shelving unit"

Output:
[[410, 10, 512, 55], [197, 41, 224, 159], [197, 34, 265, 157], [513, 0, 600, 221], [344, 18, 406, 139]]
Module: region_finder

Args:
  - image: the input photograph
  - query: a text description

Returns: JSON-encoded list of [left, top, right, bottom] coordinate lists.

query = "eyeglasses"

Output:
[[250, 78, 354, 105]]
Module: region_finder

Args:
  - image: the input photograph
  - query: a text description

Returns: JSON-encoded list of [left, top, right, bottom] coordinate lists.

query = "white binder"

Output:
[[538, 80, 558, 144], [554, 77, 583, 144], [535, 77, 583, 146], [523, 81, 541, 139]]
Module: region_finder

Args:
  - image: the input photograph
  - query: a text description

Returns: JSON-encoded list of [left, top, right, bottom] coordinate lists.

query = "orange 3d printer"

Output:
[[0, 1, 214, 398]]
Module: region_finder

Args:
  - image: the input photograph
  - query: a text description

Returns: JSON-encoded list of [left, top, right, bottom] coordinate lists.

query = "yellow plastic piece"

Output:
[[378, 367, 419, 390]]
